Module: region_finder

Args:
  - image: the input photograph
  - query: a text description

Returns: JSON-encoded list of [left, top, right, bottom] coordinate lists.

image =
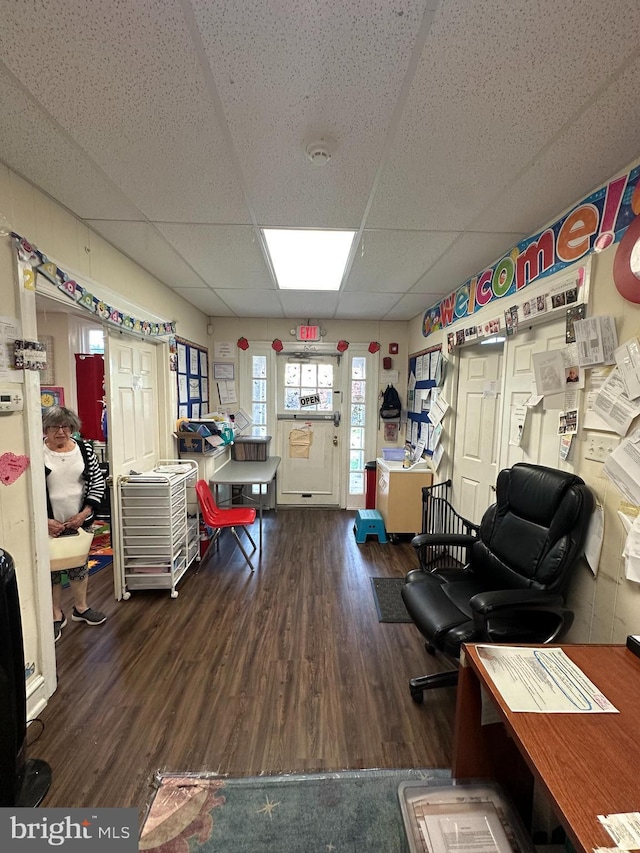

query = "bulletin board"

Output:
[[175, 336, 209, 419], [407, 345, 443, 459]]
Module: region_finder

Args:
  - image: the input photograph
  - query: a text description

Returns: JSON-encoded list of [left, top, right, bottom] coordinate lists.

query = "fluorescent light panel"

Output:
[[262, 228, 356, 291]]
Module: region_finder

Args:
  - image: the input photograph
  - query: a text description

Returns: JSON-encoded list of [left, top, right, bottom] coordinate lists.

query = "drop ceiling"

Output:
[[1, 0, 639, 322]]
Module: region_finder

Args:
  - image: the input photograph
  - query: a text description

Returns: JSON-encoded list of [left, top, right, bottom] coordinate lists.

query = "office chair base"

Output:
[[409, 670, 459, 703]]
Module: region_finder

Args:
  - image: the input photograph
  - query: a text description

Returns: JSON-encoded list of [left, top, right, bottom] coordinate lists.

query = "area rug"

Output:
[[371, 577, 412, 623], [140, 768, 450, 853], [90, 520, 112, 556]]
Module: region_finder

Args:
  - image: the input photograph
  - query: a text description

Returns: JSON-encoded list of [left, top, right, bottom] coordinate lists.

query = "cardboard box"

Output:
[[177, 434, 216, 454]]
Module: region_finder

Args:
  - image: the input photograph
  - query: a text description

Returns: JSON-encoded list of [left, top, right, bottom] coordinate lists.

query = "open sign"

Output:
[[300, 394, 321, 407]]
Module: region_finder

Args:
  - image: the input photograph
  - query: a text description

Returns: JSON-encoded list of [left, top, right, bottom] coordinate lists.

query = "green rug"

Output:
[[141, 768, 450, 852]]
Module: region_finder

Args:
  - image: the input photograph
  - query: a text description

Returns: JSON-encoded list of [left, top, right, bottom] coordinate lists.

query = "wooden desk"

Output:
[[210, 456, 281, 549], [453, 644, 640, 853]]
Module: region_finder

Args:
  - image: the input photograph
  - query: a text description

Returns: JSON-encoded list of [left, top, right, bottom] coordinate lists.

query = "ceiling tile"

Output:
[[0, 0, 250, 224], [411, 231, 526, 296], [383, 292, 438, 322], [0, 66, 142, 221], [279, 291, 339, 319], [171, 287, 236, 317], [336, 291, 404, 320], [476, 55, 640, 235], [156, 223, 274, 289], [86, 220, 208, 290], [346, 230, 459, 292], [214, 289, 285, 318], [193, 0, 436, 226], [367, 0, 640, 231]]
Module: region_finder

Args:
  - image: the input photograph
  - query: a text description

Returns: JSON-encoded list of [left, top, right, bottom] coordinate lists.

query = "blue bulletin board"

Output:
[[176, 336, 209, 419], [407, 345, 443, 459]]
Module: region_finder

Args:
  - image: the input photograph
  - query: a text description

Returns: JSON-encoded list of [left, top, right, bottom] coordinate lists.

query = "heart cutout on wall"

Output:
[[0, 452, 30, 486]]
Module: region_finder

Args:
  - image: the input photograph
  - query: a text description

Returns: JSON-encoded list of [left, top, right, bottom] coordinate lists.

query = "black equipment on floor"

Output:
[[0, 549, 52, 805]]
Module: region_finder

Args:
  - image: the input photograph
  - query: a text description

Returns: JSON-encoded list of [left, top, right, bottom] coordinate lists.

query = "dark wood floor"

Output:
[[30, 509, 456, 818]]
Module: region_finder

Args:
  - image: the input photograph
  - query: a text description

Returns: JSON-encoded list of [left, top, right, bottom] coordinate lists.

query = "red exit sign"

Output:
[[296, 324, 321, 342]]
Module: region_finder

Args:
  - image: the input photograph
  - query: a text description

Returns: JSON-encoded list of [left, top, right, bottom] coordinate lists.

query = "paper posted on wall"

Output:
[[614, 338, 640, 401], [603, 428, 640, 505], [573, 315, 618, 367], [622, 514, 640, 583], [592, 367, 640, 436], [532, 347, 583, 397], [509, 406, 527, 446]]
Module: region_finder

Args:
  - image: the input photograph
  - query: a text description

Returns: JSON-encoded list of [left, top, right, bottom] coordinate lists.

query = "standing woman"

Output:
[[43, 405, 107, 642]]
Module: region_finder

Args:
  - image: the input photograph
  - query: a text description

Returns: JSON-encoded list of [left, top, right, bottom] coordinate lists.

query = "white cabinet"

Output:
[[376, 458, 432, 538], [115, 459, 199, 598]]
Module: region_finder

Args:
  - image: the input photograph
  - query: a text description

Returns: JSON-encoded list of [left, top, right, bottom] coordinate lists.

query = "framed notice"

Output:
[[175, 336, 209, 418]]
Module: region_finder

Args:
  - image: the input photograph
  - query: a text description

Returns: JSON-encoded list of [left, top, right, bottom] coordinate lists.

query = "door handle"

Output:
[[333, 435, 338, 446]]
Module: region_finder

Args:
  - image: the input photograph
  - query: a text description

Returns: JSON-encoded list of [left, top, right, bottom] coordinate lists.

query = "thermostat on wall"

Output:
[[0, 389, 24, 412]]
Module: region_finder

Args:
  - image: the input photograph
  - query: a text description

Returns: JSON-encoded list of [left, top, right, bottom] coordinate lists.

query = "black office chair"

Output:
[[401, 463, 594, 703]]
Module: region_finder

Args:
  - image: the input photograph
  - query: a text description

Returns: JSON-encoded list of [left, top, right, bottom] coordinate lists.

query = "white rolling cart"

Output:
[[115, 459, 199, 599]]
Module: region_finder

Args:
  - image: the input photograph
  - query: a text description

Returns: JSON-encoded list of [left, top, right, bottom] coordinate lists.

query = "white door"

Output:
[[500, 316, 570, 471], [452, 343, 504, 523], [275, 356, 342, 506], [105, 331, 160, 598]]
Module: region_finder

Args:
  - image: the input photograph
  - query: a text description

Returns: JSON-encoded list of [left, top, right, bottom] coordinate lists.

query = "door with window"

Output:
[[276, 356, 342, 506]]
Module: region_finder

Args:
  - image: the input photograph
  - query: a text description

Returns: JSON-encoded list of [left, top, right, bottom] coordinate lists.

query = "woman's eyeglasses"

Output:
[[47, 425, 72, 433]]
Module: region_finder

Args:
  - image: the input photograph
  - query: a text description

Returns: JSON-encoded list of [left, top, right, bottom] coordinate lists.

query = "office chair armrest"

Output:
[[470, 589, 570, 644], [411, 532, 477, 550], [470, 589, 564, 614]]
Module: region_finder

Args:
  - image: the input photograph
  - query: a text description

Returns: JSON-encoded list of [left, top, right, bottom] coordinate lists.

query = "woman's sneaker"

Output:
[[71, 606, 107, 626], [53, 612, 67, 642]]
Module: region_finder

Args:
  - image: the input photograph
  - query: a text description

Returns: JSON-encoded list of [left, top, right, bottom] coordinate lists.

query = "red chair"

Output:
[[195, 479, 257, 572]]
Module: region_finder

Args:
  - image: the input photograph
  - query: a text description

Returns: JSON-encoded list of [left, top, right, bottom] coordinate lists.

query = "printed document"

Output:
[[592, 367, 640, 436], [603, 428, 640, 504], [474, 645, 618, 713]]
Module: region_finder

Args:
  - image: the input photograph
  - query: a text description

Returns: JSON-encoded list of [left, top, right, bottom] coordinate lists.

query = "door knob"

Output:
[[333, 435, 338, 446]]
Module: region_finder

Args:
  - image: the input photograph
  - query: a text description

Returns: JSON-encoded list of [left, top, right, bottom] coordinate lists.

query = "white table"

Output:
[[209, 456, 281, 549]]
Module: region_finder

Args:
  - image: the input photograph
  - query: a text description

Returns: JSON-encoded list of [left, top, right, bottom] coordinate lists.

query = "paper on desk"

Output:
[[598, 813, 640, 850], [474, 645, 618, 713]]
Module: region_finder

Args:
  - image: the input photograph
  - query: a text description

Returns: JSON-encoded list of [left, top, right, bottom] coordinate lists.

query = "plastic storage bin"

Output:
[[231, 435, 272, 461], [382, 447, 405, 461]]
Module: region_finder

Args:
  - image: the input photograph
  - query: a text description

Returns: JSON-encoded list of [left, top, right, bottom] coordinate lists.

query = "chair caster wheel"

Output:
[[410, 686, 424, 704]]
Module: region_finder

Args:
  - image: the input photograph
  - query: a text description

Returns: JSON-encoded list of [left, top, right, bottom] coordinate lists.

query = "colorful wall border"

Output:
[[422, 164, 640, 337], [12, 232, 176, 337]]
